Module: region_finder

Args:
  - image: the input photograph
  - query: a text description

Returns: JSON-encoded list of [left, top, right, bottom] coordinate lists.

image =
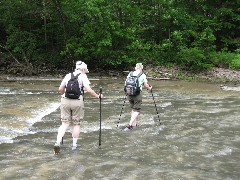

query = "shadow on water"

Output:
[[0, 77, 240, 179]]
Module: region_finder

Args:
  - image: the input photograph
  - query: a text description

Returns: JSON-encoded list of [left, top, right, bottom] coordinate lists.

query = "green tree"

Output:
[[0, 0, 239, 74]]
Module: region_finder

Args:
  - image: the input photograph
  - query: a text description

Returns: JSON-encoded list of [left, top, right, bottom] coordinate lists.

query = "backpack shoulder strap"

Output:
[[136, 72, 143, 78], [75, 73, 80, 78], [71, 73, 80, 79]]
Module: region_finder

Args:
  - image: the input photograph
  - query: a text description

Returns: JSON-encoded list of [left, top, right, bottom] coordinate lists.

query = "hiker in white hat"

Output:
[[53, 60, 103, 154]]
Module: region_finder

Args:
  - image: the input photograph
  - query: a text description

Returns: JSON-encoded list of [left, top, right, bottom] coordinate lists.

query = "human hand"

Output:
[[99, 94, 103, 99], [99, 87, 103, 99], [148, 86, 153, 91]]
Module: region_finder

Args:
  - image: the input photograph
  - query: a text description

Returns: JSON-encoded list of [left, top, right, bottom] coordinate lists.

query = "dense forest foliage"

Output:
[[0, 0, 239, 75]]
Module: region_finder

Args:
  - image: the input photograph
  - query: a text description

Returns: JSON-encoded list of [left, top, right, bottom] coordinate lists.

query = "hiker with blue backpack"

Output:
[[54, 61, 103, 154], [124, 63, 152, 130]]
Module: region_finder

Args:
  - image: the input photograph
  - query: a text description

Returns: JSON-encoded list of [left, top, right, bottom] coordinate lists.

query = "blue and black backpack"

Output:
[[124, 72, 143, 96]]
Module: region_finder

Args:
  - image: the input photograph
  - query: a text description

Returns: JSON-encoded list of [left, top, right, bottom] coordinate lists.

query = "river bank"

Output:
[[142, 66, 240, 84], [1, 66, 240, 84]]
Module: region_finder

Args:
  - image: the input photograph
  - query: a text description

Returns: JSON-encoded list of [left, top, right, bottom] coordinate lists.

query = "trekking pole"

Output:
[[99, 87, 102, 148], [151, 89, 161, 124], [117, 94, 127, 127]]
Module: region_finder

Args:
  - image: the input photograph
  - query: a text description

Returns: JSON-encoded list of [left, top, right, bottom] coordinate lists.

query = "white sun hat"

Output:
[[76, 61, 89, 73]]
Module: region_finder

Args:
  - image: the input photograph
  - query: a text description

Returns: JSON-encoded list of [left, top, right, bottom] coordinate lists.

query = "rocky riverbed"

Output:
[[1, 66, 240, 87], [144, 66, 240, 83], [144, 66, 240, 91]]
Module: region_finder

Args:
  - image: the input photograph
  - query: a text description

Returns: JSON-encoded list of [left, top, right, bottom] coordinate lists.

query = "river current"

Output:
[[0, 76, 239, 179]]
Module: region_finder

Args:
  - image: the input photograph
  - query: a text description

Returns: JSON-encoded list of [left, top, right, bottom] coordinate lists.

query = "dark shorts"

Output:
[[127, 93, 142, 111]]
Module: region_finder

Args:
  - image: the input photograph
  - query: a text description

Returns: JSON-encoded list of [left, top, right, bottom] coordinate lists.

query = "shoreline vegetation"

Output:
[[0, 65, 240, 85], [0, 1, 239, 87]]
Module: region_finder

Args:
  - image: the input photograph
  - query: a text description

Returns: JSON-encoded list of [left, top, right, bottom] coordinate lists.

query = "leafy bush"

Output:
[[177, 48, 213, 71], [209, 51, 235, 68], [229, 54, 240, 70]]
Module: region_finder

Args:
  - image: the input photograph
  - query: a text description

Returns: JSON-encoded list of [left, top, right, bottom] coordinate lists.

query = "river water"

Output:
[[0, 76, 239, 180]]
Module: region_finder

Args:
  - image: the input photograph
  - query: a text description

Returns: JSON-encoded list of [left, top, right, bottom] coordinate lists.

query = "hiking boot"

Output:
[[72, 144, 78, 150], [124, 125, 133, 131], [127, 125, 133, 129], [54, 143, 60, 154]]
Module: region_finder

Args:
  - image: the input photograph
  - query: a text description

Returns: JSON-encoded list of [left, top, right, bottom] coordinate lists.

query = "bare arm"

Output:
[[84, 85, 103, 98], [143, 82, 152, 91], [58, 86, 65, 94]]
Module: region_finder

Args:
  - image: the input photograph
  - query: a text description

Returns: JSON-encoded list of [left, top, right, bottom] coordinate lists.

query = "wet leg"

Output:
[[129, 109, 139, 126]]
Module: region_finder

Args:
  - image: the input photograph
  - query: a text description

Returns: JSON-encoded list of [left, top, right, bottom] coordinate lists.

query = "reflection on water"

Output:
[[0, 77, 240, 179]]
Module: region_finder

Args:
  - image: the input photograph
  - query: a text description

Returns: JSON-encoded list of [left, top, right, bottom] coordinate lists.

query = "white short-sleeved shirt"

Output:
[[126, 70, 147, 90], [59, 70, 90, 98]]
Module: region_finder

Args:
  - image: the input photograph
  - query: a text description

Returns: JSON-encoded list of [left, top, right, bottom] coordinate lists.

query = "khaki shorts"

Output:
[[127, 93, 142, 111], [60, 96, 84, 125]]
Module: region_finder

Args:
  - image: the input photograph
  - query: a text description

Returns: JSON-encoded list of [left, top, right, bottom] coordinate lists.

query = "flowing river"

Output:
[[0, 75, 239, 180]]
